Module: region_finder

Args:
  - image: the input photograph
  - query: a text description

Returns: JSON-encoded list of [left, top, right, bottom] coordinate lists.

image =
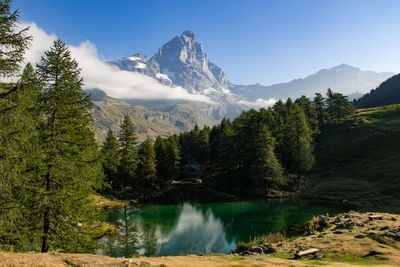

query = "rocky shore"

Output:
[[234, 211, 400, 265]]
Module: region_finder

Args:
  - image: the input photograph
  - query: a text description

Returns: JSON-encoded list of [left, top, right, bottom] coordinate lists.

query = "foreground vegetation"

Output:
[[2, 211, 400, 266]]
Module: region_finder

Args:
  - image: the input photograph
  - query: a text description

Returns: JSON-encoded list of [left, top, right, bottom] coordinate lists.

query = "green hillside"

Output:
[[356, 73, 400, 108], [302, 104, 400, 211], [89, 94, 234, 143]]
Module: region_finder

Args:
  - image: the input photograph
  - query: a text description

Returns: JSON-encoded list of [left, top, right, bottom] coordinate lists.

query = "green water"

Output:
[[100, 199, 345, 257]]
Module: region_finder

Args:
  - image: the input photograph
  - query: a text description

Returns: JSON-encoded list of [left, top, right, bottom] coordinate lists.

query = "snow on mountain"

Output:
[[108, 32, 394, 108]]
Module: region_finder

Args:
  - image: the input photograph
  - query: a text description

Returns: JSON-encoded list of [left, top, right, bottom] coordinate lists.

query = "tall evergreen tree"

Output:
[[101, 129, 120, 188], [326, 88, 355, 122], [295, 95, 319, 135], [313, 93, 326, 127], [0, 0, 31, 77], [118, 115, 139, 188], [283, 105, 315, 177], [0, 63, 42, 251], [138, 137, 157, 197], [37, 39, 104, 253], [165, 138, 180, 180]]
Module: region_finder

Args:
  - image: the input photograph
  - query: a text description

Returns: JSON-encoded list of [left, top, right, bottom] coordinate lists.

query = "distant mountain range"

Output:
[[230, 64, 394, 102], [88, 30, 396, 142]]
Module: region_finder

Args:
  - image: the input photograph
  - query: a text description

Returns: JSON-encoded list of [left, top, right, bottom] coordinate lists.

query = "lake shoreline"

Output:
[[3, 211, 400, 266]]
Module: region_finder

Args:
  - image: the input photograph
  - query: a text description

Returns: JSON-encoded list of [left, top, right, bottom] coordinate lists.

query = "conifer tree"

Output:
[[249, 125, 283, 188], [154, 136, 167, 183], [0, 0, 31, 77], [283, 105, 315, 177], [165, 138, 180, 180], [118, 115, 139, 188], [326, 88, 355, 122], [101, 128, 120, 188], [37, 39, 104, 253], [313, 93, 326, 127], [138, 137, 157, 196], [0, 63, 42, 251]]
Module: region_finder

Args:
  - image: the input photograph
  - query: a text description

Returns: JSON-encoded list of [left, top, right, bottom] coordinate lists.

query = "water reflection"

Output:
[[101, 200, 345, 257]]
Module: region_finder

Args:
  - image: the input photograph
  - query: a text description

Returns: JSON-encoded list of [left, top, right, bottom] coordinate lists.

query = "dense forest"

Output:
[[0, 0, 356, 254], [355, 73, 400, 108], [102, 89, 355, 200]]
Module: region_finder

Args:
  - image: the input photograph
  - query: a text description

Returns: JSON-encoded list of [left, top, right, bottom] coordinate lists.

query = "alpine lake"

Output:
[[99, 199, 346, 257]]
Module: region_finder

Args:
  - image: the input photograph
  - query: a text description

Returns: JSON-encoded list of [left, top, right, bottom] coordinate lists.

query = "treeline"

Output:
[[102, 89, 355, 198], [0, 1, 104, 253]]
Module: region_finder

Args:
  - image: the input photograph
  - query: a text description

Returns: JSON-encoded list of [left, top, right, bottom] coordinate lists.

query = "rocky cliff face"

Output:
[[109, 31, 231, 101]]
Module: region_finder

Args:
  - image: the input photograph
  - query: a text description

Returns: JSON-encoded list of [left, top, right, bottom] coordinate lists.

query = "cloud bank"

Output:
[[238, 97, 277, 108], [19, 22, 211, 102]]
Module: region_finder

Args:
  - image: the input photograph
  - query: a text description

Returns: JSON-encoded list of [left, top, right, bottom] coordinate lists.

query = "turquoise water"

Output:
[[100, 200, 345, 257]]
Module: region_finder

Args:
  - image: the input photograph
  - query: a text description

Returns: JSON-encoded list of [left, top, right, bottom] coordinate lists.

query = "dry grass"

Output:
[[89, 194, 129, 211], [0, 252, 360, 267]]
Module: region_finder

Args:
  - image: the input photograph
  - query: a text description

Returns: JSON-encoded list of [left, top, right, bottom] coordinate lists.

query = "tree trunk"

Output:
[[42, 109, 56, 253], [41, 172, 51, 252]]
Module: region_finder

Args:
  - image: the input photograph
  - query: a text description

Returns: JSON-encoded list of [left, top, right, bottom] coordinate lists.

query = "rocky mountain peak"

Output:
[[181, 30, 196, 40], [129, 52, 148, 61], [109, 30, 231, 98]]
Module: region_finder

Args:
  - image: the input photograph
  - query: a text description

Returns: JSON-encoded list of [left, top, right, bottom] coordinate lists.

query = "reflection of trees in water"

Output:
[[143, 224, 157, 257], [104, 200, 344, 257], [105, 206, 140, 258]]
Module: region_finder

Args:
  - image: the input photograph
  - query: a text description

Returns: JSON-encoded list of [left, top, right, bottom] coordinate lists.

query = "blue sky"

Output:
[[13, 0, 400, 85]]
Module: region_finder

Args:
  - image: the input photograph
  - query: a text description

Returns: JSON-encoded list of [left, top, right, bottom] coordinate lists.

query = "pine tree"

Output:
[[295, 95, 319, 135], [101, 128, 120, 189], [0, 0, 31, 77], [138, 137, 157, 197], [0, 63, 42, 251], [36, 39, 104, 253], [249, 125, 283, 188], [326, 89, 355, 122], [154, 137, 180, 183], [118, 115, 139, 188], [283, 105, 315, 177], [313, 93, 326, 127], [0, 0, 34, 248], [165, 138, 180, 180]]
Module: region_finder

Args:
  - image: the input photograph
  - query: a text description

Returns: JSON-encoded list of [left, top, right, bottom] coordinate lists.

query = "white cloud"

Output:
[[17, 22, 212, 102], [238, 98, 277, 108]]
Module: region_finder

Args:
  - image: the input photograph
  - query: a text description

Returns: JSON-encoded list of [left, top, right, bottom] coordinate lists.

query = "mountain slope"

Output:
[[230, 64, 394, 101], [302, 104, 400, 211], [355, 73, 400, 108], [87, 89, 243, 143]]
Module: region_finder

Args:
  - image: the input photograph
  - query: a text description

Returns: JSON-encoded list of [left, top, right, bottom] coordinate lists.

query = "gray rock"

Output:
[[249, 246, 264, 254], [261, 245, 276, 254]]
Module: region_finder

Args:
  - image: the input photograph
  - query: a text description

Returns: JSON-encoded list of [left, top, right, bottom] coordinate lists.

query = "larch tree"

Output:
[[0, 0, 31, 77], [37, 39, 104, 253], [0, 0, 35, 251], [101, 128, 120, 189], [118, 114, 139, 188], [283, 105, 315, 178], [138, 137, 157, 197], [0, 63, 42, 251]]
